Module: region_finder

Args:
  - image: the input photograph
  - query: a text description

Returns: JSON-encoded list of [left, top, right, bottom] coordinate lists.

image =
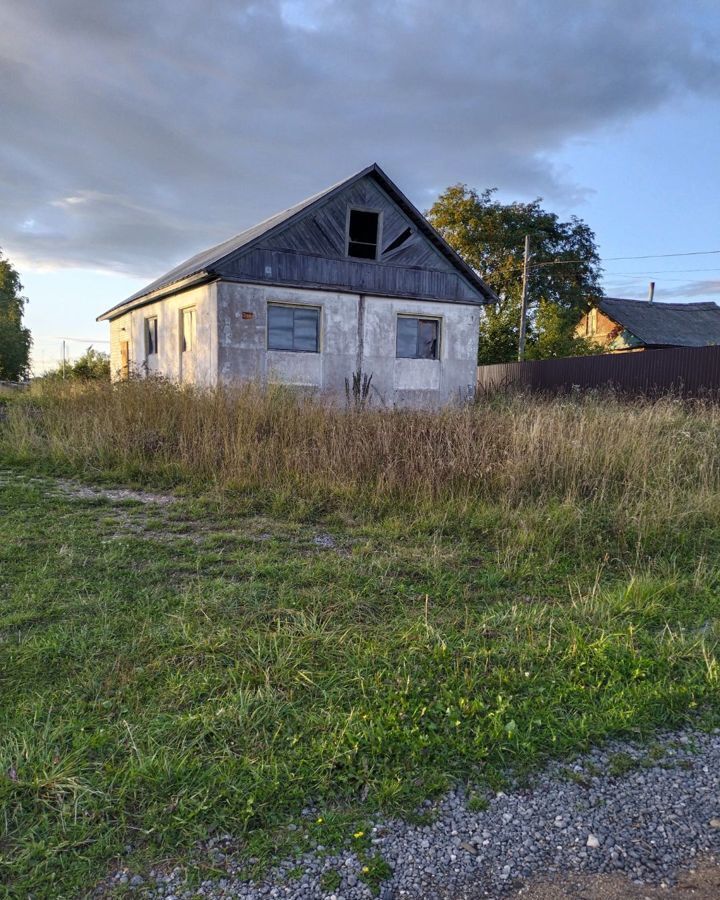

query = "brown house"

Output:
[[576, 297, 720, 352]]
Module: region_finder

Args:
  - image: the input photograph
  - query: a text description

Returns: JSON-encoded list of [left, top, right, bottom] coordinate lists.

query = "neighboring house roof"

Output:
[[98, 163, 496, 321], [598, 296, 720, 348]]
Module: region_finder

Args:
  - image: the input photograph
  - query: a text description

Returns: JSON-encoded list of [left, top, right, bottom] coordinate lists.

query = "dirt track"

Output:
[[516, 855, 720, 899]]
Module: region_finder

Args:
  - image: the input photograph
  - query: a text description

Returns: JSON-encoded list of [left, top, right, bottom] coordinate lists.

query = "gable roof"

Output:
[[597, 297, 720, 347], [98, 163, 496, 321]]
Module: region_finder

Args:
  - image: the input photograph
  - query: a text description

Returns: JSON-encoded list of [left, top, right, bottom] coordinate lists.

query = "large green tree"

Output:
[[427, 186, 603, 363], [0, 250, 32, 381]]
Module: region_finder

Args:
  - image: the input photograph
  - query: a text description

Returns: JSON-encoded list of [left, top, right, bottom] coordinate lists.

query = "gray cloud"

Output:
[[1, 0, 718, 278], [602, 277, 720, 302], [655, 280, 720, 300]]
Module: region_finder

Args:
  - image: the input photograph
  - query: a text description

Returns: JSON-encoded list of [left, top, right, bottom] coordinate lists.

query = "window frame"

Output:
[[266, 302, 321, 354], [144, 316, 158, 358], [395, 315, 441, 361], [345, 206, 383, 262], [180, 306, 196, 354]]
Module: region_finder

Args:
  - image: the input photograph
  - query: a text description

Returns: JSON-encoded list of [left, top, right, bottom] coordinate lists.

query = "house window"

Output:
[[181, 307, 196, 353], [347, 209, 380, 260], [396, 316, 440, 360], [145, 316, 158, 357], [267, 303, 320, 352]]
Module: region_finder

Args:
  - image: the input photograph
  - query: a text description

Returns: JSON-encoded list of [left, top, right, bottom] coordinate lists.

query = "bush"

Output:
[[41, 346, 110, 381]]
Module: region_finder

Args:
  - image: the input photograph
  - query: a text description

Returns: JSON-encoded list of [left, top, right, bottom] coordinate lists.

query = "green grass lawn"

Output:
[[1, 458, 719, 897]]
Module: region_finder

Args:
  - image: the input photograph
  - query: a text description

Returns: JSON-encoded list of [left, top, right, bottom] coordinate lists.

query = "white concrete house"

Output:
[[98, 164, 495, 407]]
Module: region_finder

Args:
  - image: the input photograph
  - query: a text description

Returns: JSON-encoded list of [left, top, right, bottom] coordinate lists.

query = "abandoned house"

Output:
[[576, 296, 720, 352], [98, 163, 496, 407]]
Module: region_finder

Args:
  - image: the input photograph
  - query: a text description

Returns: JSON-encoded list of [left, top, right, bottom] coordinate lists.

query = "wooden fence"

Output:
[[476, 346, 720, 397]]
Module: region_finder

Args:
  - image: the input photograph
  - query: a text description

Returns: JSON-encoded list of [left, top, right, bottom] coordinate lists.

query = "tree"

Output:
[[426, 186, 603, 363], [43, 346, 111, 381], [0, 250, 32, 381], [69, 347, 111, 380]]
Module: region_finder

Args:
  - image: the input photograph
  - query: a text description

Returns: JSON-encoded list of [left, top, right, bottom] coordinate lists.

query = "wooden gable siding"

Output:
[[221, 248, 478, 301], [259, 178, 455, 272], [216, 175, 483, 303]]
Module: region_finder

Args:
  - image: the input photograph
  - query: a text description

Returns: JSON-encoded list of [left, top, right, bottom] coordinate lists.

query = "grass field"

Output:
[[1, 382, 719, 896]]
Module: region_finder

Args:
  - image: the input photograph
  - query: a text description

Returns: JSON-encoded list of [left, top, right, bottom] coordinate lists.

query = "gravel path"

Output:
[[103, 726, 720, 900], [0, 468, 175, 505]]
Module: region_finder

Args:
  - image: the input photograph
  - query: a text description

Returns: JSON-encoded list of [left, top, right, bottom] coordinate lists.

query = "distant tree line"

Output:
[[0, 247, 110, 382], [0, 249, 32, 381], [42, 347, 111, 381]]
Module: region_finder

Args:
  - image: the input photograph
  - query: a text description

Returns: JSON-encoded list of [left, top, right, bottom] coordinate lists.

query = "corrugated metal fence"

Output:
[[476, 346, 720, 397]]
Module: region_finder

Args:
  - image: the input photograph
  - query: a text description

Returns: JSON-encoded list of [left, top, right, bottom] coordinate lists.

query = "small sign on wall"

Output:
[[242, 311, 254, 320]]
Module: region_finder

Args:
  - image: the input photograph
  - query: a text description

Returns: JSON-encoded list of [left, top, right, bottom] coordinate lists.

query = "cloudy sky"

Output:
[[1, 0, 719, 371]]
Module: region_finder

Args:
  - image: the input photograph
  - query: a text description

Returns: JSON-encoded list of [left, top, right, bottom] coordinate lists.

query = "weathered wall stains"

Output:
[[217, 282, 479, 407], [109, 283, 217, 384]]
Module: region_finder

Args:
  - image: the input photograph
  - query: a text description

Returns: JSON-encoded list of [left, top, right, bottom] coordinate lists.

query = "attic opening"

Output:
[[383, 227, 413, 255], [347, 209, 380, 260]]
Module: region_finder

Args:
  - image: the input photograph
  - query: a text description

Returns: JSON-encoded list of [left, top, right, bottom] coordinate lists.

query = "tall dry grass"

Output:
[[3, 379, 720, 519]]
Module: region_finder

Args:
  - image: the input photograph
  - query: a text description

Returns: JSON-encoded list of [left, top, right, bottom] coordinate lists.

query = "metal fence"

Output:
[[476, 346, 720, 397]]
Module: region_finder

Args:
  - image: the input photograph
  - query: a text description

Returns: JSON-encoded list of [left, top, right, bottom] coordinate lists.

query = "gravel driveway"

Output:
[[104, 726, 720, 899]]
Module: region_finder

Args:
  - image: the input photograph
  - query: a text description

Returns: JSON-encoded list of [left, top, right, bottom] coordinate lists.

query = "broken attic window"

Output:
[[347, 209, 380, 259], [383, 227, 413, 255]]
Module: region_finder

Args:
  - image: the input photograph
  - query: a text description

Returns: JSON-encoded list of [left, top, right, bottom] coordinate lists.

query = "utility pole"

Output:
[[62, 340, 66, 379], [518, 235, 530, 361]]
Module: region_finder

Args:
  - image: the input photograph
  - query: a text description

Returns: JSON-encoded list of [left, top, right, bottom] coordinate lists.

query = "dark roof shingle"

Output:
[[599, 296, 720, 347]]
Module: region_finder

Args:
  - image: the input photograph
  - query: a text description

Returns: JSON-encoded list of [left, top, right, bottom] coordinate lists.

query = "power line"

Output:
[[603, 267, 720, 276], [34, 335, 110, 344], [529, 248, 720, 271], [485, 249, 720, 277], [603, 249, 720, 261], [605, 276, 720, 285]]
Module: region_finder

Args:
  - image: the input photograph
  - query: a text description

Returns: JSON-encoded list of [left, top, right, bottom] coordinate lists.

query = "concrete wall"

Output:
[[109, 283, 217, 384], [363, 295, 480, 406], [107, 280, 479, 406], [217, 282, 479, 407]]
